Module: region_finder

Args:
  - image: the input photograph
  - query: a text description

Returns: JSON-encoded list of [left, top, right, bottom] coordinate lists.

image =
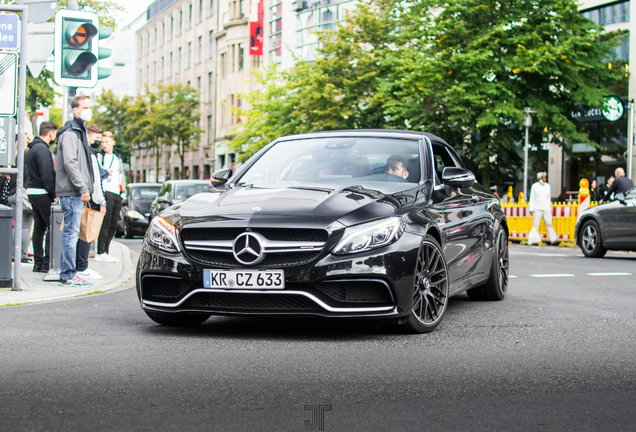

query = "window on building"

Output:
[[220, 52, 226, 77], [187, 80, 191, 87], [139, 68, 142, 86], [238, 43, 244, 70], [146, 65, 149, 84], [231, 44, 235, 72], [178, 47, 182, 72], [169, 52, 173, 77], [237, 97, 242, 123], [240, 0, 246, 18], [270, 1, 282, 63], [229, 94, 234, 123], [179, 10, 183, 34], [189, 4, 193, 29], [154, 28, 157, 50], [207, 116, 213, 145], [582, 1, 630, 25], [147, 33, 150, 54], [161, 56, 164, 81], [208, 72, 213, 101], [139, 36, 143, 59], [253, 55, 261, 69], [188, 42, 192, 68], [209, 0, 214, 16], [209, 30, 214, 58], [153, 61, 156, 83], [170, 17, 174, 40], [197, 76, 201, 96], [198, 36, 202, 63], [221, 103, 226, 126], [199, 0, 203, 23]]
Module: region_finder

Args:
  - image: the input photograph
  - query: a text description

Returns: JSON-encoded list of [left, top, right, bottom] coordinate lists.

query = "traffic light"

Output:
[[54, 9, 112, 87]]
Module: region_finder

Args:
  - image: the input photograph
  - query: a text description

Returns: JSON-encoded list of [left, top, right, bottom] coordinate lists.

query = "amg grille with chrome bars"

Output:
[[181, 228, 329, 268]]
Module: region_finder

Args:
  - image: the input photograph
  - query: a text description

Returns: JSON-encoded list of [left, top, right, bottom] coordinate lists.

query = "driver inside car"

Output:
[[384, 155, 410, 180]]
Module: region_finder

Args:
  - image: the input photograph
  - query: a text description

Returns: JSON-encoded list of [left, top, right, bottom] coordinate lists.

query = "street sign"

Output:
[[0, 52, 18, 116], [0, 116, 16, 166], [18, 1, 58, 25], [26, 22, 54, 78], [0, 13, 19, 50]]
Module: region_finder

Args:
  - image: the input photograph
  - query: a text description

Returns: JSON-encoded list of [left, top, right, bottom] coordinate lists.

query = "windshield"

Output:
[[237, 137, 421, 187], [130, 186, 161, 201], [174, 183, 212, 202]]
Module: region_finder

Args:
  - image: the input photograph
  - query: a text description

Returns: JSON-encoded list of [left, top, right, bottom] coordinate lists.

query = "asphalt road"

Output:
[[1, 243, 635, 431]]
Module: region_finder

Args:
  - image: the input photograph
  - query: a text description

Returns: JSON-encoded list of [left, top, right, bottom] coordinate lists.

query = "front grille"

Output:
[[181, 227, 328, 268], [315, 280, 393, 303], [181, 292, 320, 311], [142, 276, 193, 302]]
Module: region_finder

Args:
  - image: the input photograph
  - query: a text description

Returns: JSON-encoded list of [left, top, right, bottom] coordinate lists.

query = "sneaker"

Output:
[[59, 275, 93, 287], [21, 257, 33, 264], [94, 253, 117, 263], [77, 268, 103, 280]]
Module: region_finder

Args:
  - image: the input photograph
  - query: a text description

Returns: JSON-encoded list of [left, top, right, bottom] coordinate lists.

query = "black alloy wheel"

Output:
[[144, 311, 211, 326], [398, 235, 449, 333], [580, 220, 607, 258], [468, 227, 509, 301]]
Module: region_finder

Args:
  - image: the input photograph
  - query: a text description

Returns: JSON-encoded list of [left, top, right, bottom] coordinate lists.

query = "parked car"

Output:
[[137, 130, 509, 333], [149, 180, 213, 223], [575, 186, 636, 257], [116, 183, 162, 238]]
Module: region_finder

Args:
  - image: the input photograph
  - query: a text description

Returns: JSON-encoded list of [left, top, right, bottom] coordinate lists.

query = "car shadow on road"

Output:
[[140, 297, 473, 341]]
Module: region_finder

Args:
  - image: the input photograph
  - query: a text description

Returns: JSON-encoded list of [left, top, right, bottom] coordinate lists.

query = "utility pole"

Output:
[[523, 107, 538, 199], [628, 100, 635, 180]]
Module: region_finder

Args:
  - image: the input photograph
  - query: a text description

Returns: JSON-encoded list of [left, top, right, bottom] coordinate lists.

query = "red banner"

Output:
[[249, 0, 264, 56]]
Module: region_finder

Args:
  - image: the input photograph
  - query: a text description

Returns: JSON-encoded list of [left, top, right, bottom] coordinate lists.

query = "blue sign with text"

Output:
[[0, 14, 19, 50]]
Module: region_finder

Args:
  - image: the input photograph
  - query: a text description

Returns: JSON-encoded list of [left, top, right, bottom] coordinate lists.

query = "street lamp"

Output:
[[523, 107, 538, 199]]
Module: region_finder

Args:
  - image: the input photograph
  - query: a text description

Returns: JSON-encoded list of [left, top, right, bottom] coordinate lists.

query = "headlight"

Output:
[[147, 217, 181, 253], [332, 217, 406, 255], [127, 210, 145, 220]]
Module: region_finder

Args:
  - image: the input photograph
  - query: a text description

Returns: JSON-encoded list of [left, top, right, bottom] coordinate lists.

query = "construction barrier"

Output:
[[501, 201, 598, 242]]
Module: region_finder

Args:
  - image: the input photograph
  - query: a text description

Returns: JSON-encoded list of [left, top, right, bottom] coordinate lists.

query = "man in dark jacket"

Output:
[[55, 95, 94, 287], [602, 168, 634, 202], [25, 122, 58, 272]]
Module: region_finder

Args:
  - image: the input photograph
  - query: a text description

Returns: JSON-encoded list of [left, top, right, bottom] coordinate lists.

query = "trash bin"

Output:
[[0, 204, 14, 287], [43, 202, 63, 282]]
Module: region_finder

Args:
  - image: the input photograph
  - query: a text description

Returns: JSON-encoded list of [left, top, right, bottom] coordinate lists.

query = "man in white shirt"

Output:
[[528, 172, 557, 245], [95, 132, 124, 262]]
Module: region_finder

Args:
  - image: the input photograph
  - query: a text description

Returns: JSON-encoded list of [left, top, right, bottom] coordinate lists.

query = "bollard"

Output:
[[43, 202, 63, 282], [0, 204, 14, 287]]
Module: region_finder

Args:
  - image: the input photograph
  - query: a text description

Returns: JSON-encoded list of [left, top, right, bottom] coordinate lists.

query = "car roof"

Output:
[[275, 129, 452, 147], [128, 183, 161, 187]]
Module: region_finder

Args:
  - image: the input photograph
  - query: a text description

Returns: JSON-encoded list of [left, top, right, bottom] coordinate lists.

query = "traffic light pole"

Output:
[[0, 4, 29, 291]]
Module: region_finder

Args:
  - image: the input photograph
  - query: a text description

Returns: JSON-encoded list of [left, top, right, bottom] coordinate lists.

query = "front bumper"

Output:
[[136, 232, 422, 320]]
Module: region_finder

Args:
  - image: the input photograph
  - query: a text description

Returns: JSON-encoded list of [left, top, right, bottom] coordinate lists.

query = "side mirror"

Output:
[[616, 192, 626, 204], [441, 167, 475, 189], [212, 168, 233, 187]]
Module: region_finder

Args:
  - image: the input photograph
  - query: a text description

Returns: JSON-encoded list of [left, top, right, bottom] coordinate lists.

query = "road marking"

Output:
[[530, 274, 575, 278], [509, 275, 518, 278], [587, 272, 632, 276]]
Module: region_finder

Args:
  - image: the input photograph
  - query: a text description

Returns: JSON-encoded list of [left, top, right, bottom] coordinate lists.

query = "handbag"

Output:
[[79, 205, 106, 243]]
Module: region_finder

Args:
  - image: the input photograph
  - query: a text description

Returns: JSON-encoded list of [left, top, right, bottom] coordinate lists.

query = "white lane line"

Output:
[[509, 275, 518, 278], [587, 272, 632, 276], [530, 274, 575, 278]]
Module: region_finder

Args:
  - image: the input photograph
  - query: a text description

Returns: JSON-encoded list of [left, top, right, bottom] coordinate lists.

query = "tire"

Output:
[[124, 221, 133, 239], [394, 235, 449, 334], [579, 219, 606, 258], [467, 228, 509, 301], [144, 311, 211, 326]]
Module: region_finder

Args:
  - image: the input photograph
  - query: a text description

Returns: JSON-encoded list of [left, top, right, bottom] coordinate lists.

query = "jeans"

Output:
[[29, 194, 53, 269], [76, 201, 99, 272], [98, 192, 122, 254], [59, 196, 83, 280]]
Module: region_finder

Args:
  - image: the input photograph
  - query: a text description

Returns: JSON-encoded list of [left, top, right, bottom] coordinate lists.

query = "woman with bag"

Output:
[[75, 124, 107, 280]]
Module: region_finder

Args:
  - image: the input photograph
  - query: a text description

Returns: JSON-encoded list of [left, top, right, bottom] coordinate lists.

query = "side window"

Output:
[[432, 144, 459, 181]]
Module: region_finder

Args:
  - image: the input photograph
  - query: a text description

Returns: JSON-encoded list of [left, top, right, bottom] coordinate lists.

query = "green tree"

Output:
[[124, 91, 159, 180], [57, 0, 125, 30], [25, 69, 59, 135], [92, 89, 133, 161]]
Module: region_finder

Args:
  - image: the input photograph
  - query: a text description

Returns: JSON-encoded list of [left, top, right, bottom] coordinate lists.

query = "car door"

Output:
[[428, 142, 489, 287], [602, 187, 636, 248]]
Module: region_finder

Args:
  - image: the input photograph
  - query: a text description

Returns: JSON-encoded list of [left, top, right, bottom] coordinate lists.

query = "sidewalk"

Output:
[[0, 241, 135, 306]]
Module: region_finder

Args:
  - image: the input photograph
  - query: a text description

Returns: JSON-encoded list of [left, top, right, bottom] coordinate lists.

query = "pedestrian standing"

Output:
[[75, 124, 107, 280], [25, 121, 58, 273], [598, 176, 614, 202], [95, 131, 125, 263], [528, 171, 557, 245], [8, 133, 34, 264], [55, 95, 94, 287], [602, 167, 634, 202]]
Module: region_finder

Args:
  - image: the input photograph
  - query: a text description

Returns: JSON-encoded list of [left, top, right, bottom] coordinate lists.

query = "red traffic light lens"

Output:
[[68, 24, 97, 47]]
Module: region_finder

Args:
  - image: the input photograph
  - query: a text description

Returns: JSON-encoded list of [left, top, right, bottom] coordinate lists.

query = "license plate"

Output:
[[203, 269, 285, 289]]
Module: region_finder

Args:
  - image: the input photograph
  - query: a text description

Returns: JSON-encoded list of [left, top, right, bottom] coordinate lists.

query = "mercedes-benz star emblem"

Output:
[[233, 232, 266, 265]]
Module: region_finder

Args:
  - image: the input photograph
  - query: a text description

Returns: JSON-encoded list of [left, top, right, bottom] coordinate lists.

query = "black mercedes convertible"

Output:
[[136, 130, 510, 333]]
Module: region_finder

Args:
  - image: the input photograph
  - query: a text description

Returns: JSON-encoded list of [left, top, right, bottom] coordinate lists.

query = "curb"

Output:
[[0, 241, 135, 307]]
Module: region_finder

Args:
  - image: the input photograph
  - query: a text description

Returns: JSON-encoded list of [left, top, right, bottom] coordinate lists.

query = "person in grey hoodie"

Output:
[[55, 95, 94, 288]]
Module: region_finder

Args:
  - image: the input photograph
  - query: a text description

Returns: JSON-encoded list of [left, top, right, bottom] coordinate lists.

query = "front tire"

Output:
[[468, 228, 509, 301], [124, 221, 133, 239], [144, 311, 211, 326], [395, 235, 449, 334], [580, 220, 606, 258]]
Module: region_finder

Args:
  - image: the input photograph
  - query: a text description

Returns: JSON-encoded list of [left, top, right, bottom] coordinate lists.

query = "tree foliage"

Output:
[[92, 89, 133, 161], [25, 69, 58, 135], [230, 0, 627, 186], [57, 0, 125, 29]]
